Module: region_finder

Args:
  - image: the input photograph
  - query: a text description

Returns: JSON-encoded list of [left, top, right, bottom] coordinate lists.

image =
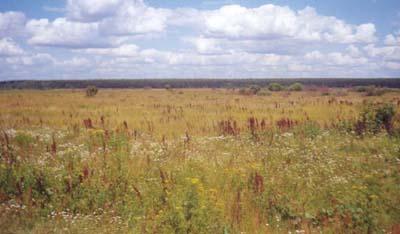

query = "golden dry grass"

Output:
[[0, 88, 399, 233]]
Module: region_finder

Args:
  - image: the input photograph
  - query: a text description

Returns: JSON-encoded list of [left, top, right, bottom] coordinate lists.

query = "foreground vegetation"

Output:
[[0, 88, 400, 233]]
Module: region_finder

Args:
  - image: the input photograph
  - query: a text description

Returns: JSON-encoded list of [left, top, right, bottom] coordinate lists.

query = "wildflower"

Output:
[[191, 178, 200, 184], [369, 194, 378, 200]]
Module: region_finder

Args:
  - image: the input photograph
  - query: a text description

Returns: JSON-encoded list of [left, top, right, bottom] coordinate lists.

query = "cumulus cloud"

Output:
[[0, 38, 25, 56], [346, 45, 362, 57], [67, 0, 170, 35], [5, 53, 55, 66], [26, 18, 113, 48], [288, 64, 312, 72], [305, 50, 368, 66], [185, 37, 224, 54], [27, 2, 378, 50], [26, 0, 170, 48], [364, 44, 400, 61], [78, 44, 139, 56], [75, 43, 292, 67], [0, 1, 398, 79], [201, 5, 376, 43], [0, 11, 26, 38], [98, 5, 170, 36], [67, 0, 123, 22], [58, 57, 91, 67], [384, 33, 400, 46]]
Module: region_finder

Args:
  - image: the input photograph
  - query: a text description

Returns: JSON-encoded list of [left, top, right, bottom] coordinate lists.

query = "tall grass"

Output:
[[0, 88, 399, 233]]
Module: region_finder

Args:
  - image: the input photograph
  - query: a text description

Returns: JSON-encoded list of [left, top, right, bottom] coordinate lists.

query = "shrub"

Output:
[[268, 83, 283, 91], [375, 104, 396, 134], [86, 86, 98, 97], [353, 86, 369, 92], [257, 89, 271, 96], [248, 85, 261, 95], [354, 103, 396, 135], [365, 86, 387, 96], [288, 82, 303, 91], [238, 85, 262, 95]]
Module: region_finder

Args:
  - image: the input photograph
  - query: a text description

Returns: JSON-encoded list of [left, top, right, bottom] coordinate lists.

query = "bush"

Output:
[[364, 86, 387, 96], [353, 86, 369, 92], [288, 83, 303, 91], [375, 104, 396, 134], [249, 85, 261, 95], [86, 86, 98, 97], [354, 103, 396, 135], [257, 89, 271, 96], [238, 85, 261, 95], [268, 83, 283, 91]]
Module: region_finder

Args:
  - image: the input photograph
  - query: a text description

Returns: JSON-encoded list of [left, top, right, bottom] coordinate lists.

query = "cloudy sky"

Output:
[[0, 0, 399, 80]]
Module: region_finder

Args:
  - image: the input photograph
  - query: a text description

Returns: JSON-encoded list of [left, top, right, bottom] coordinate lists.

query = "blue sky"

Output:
[[0, 0, 399, 79]]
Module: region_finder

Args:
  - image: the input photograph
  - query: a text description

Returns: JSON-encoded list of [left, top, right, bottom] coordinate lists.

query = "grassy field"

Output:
[[0, 88, 399, 233]]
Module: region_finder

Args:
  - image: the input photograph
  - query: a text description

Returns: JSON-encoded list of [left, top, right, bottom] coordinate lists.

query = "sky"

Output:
[[0, 0, 399, 80]]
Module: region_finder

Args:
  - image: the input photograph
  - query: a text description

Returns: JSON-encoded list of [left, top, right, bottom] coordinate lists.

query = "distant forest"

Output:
[[1, 78, 400, 89]]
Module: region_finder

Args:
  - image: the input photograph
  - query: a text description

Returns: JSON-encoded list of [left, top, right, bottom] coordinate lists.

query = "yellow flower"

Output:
[[191, 178, 200, 184], [369, 194, 378, 200]]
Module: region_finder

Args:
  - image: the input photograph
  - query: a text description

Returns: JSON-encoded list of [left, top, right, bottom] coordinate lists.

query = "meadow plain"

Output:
[[0, 87, 399, 233]]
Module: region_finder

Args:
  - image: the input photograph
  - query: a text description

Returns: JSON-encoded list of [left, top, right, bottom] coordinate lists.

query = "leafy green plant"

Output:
[[355, 103, 396, 135], [288, 82, 303, 91], [238, 85, 261, 95], [268, 82, 283, 91]]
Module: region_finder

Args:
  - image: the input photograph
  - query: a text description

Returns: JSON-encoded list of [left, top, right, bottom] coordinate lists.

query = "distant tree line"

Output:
[[1, 78, 400, 90]]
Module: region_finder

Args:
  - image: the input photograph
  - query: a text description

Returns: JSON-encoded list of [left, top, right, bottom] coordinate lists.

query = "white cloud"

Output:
[[384, 62, 400, 70], [346, 45, 362, 57], [67, 0, 123, 22], [288, 64, 312, 72], [58, 57, 91, 67], [304, 50, 323, 60], [167, 8, 202, 27], [201, 5, 376, 43], [203, 5, 298, 39], [0, 38, 24, 56], [67, 0, 170, 35], [6, 53, 55, 66], [305, 50, 368, 66], [99, 6, 170, 36], [77, 44, 292, 67], [328, 52, 368, 65], [185, 37, 223, 54], [0, 11, 26, 38], [364, 44, 400, 61], [384, 33, 400, 46], [26, 0, 170, 48], [79, 44, 139, 56], [0, 1, 398, 79], [26, 18, 113, 48]]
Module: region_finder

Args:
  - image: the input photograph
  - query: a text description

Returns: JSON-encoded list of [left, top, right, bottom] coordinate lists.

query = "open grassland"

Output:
[[0, 88, 400, 233]]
